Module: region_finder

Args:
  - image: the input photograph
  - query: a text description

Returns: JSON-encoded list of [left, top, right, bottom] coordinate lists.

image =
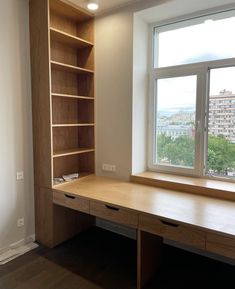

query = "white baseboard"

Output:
[[0, 234, 37, 265]]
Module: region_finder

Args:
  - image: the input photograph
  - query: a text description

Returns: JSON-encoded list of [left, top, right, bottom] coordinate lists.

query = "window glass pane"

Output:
[[155, 75, 197, 168], [155, 13, 235, 68], [207, 67, 235, 178]]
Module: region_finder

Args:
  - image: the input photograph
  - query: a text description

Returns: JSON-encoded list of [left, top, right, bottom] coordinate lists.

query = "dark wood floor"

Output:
[[0, 227, 235, 289]]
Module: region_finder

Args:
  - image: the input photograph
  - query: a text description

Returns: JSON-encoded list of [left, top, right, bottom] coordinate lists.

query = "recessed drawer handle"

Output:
[[105, 205, 119, 211], [160, 220, 179, 227], [64, 194, 76, 200]]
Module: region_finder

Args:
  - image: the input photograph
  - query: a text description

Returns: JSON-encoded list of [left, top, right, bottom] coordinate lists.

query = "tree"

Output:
[[157, 134, 194, 167], [157, 134, 235, 174], [207, 135, 235, 174]]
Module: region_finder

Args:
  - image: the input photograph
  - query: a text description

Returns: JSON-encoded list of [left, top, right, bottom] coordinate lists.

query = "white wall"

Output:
[[95, 0, 165, 180], [132, 15, 148, 174], [0, 0, 34, 252]]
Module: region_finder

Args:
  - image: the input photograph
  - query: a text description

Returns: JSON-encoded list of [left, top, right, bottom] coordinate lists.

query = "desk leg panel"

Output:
[[137, 230, 163, 289]]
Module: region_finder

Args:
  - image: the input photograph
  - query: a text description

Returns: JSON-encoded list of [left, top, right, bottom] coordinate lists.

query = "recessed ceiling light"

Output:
[[87, 0, 99, 11]]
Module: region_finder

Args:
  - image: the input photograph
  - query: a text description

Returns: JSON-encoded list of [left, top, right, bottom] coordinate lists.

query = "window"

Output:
[[149, 10, 235, 180]]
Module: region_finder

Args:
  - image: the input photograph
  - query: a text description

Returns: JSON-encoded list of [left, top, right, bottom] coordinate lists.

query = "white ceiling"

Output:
[[69, 0, 144, 13]]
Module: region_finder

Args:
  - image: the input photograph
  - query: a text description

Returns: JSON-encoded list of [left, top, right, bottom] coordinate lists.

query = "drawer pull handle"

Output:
[[64, 194, 75, 200], [161, 220, 179, 227], [105, 205, 119, 211]]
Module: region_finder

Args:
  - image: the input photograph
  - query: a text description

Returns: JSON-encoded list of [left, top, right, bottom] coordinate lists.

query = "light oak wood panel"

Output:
[[35, 185, 93, 247], [30, 0, 95, 248], [29, 0, 52, 188], [51, 69, 94, 96], [51, 40, 78, 67], [53, 205, 95, 246], [54, 175, 235, 237], [53, 151, 94, 179], [90, 201, 138, 228], [52, 124, 94, 127], [77, 46, 94, 70], [50, 40, 94, 70], [131, 171, 235, 202], [34, 186, 54, 247], [50, 27, 93, 48], [52, 96, 94, 124], [79, 151, 95, 173], [51, 69, 79, 95], [53, 154, 79, 178], [53, 148, 95, 158], [53, 126, 94, 152], [139, 214, 206, 249], [206, 233, 235, 259], [51, 92, 94, 100], [137, 231, 162, 289], [53, 190, 89, 213], [51, 60, 94, 74], [76, 73, 94, 97], [50, 1, 94, 42], [50, 0, 92, 23], [77, 18, 94, 43]]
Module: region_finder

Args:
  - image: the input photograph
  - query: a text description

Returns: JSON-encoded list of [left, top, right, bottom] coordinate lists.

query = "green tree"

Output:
[[207, 135, 235, 174], [157, 134, 235, 174], [157, 134, 194, 167]]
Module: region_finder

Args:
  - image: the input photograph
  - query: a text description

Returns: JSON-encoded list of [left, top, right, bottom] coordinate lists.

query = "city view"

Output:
[[156, 88, 235, 178]]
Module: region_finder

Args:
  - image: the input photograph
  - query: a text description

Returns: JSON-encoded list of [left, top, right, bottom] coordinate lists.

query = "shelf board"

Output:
[[52, 123, 95, 127], [51, 93, 94, 100], [50, 27, 93, 49], [53, 148, 95, 158], [51, 61, 94, 74]]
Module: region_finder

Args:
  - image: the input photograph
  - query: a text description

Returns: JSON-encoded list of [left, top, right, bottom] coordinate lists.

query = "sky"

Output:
[[155, 14, 235, 112]]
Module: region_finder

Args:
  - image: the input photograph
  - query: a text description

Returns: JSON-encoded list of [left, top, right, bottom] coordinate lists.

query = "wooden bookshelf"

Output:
[[29, 0, 95, 247]]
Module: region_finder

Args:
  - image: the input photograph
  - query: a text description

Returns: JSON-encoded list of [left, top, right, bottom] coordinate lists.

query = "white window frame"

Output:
[[148, 9, 235, 178]]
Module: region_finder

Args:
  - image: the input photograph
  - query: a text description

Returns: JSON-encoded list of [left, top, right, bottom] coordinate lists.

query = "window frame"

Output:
[[148, 10, 235, 179]]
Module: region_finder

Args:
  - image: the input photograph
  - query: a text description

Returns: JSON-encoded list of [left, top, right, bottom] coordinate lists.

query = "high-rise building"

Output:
[[208, 90, 235, 143]]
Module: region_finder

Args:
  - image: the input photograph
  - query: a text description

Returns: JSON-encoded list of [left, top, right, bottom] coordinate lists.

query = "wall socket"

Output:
[[102, 163, 116, 172], [17, 218, 24, 228], [16, 171, 24, 180]]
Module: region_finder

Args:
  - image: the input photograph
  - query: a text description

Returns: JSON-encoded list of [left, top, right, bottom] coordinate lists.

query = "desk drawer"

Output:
[[139, 214, 205, 249], [90, 201, 138, 228], [207, 233, 235, 259], [53, 191, 89, 214]]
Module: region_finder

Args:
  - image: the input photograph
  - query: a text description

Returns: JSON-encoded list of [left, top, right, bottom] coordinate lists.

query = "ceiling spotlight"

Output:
[[87, 0, 99, 11]]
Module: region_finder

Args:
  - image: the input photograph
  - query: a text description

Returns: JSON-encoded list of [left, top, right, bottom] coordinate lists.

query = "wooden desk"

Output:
[[53, 175, 235, 288]]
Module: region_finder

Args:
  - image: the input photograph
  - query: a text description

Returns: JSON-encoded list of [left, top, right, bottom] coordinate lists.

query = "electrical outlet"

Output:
[[102, 164, 116, 172], [17, 218, 24, 228], [16, 171, 24, 180]]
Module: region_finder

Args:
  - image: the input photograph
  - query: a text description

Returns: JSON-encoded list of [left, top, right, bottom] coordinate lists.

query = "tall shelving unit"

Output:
[[29, 0, 95, 247]]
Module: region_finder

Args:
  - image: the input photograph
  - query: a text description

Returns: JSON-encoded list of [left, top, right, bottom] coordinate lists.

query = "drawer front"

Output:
[[53, 191, 89, 214], [207, 233, 235, 259], [139, 214, 206, 249], [90, 201, 138, 228]]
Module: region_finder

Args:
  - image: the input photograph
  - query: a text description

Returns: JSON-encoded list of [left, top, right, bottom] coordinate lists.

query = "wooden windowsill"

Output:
[[130, 171, 235, 202]]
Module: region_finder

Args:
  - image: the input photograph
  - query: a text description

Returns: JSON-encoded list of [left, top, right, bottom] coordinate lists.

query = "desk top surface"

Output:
[[54, 175, 235, 238]]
